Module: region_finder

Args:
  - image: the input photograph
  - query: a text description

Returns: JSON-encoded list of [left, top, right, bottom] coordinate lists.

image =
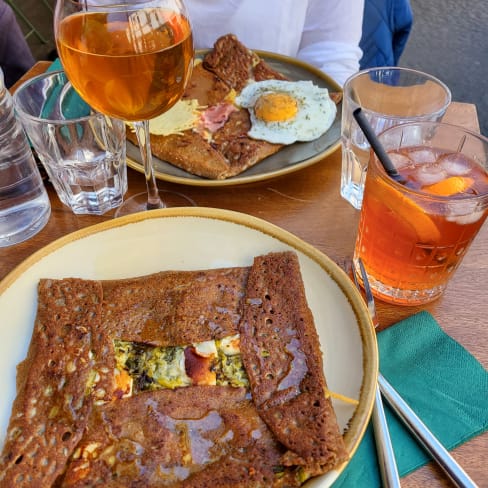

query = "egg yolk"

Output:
[[254, 92, 298, 123]]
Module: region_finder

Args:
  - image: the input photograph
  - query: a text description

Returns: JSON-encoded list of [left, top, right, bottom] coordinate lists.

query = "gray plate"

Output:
[[126, 50, 342, 187]]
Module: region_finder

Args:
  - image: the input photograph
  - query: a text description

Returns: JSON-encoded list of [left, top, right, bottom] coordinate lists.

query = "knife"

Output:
[[352, 259, 401, 487], [354, 258, 478, 488], [378, 373, 478, 488]]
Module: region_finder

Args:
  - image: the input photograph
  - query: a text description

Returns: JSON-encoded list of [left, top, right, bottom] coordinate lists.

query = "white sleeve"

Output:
[[298, 0, 364, 86]]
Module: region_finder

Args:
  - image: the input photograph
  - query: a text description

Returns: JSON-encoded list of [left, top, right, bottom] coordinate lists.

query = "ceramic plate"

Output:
[[0, 208, 376, 486], [126, 51, 342, 187]]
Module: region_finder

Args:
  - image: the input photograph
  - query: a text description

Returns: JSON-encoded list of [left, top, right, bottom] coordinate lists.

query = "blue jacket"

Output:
[[359, 0, 413, 69]]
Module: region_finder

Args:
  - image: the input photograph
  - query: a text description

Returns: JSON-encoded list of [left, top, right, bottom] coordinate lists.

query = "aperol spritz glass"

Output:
[[54, 0, 194, 215]]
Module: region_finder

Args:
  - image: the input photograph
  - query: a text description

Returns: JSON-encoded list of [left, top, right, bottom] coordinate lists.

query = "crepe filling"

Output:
[[113, 334, 249, 396]]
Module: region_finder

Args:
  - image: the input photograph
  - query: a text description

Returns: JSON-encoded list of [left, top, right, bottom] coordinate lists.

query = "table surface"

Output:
[[4, 62, 487, 486]]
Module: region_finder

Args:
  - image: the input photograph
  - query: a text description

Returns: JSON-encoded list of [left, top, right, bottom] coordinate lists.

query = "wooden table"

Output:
[[4, 63, 487, 486]]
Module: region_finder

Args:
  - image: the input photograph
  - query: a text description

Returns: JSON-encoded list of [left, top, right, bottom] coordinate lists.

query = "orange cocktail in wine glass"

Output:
[[54, 0, 194, 215]]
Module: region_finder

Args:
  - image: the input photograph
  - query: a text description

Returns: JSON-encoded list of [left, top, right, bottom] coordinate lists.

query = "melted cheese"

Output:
[[148, 99, 204, 136], [194, 340, 218, 358], [325, 389, 359, 406]]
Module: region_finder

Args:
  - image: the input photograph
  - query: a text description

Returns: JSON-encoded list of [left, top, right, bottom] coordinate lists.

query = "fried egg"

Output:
[[235, 80, 337, 144]]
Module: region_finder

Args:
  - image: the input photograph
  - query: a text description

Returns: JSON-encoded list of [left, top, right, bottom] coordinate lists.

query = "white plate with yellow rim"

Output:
[[126, 51, 342, 187], [0, 207, 376, 486]]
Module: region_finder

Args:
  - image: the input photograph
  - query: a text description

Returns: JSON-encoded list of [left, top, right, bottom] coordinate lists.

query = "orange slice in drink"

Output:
[[374, 177, 441, 243], [423, 176, 474, 196]]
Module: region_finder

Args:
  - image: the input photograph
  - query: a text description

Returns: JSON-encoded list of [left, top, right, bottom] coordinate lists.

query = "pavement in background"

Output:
[[399, 0, 487, 135]]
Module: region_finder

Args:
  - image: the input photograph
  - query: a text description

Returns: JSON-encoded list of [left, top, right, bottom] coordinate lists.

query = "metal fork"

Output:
[[354, 258, 478, 488], [351, 259, 401, 487]]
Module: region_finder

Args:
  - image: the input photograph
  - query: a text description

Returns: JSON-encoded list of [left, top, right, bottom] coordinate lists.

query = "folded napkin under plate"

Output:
[[333, 311, 488, 487]]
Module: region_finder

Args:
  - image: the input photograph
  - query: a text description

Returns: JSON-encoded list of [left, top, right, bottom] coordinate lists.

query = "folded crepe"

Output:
[[0, 251, 348, 487]]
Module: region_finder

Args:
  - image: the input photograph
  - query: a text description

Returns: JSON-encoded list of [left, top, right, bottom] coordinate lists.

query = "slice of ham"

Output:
[[198, 102, 238, 134]]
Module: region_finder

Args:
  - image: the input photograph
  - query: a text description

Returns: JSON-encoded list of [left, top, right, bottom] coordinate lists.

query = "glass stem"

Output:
[[133, 120, 163, 210]]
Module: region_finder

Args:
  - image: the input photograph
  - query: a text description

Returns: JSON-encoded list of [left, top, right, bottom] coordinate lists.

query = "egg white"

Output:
[[235, 80, 337, 145]]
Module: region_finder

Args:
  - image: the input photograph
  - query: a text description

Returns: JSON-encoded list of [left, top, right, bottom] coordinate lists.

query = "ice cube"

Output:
[[413, 162, 447, 186], [446, 200, 485, 224], [437, 152, 472, 176], [389, 152, 413, 170], [408, 148, 438, 164]]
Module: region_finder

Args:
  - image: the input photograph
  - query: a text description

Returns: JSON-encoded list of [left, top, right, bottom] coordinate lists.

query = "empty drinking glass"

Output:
[[341, 67, 451, 209], [13, 70, 127, 215]]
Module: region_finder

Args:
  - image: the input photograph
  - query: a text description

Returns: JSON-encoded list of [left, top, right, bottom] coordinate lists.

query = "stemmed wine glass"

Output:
[[54, 0, 194, 215]]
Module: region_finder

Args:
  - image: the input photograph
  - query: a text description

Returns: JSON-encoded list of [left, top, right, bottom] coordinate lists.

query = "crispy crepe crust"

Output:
[[240, 252, 348, 470], [126, 106, 282, 179], [202, 33, 260, 92], [61, 387, 305, 488], [1, 252, 347, 487], [202, 34, 287, 91], [127, 130, 231, 179], [0, 279, 102, 487], [183, 62, 231, 106], [100, 267, 249, 345]]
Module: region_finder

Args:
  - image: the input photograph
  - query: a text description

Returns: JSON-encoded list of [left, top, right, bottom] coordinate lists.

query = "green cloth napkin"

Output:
[[333, 311, 488, 487]]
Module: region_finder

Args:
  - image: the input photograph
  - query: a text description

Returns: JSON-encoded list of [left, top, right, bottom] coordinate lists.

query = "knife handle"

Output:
[[372, 384, 401, 487], [378, 373, 478, 488]]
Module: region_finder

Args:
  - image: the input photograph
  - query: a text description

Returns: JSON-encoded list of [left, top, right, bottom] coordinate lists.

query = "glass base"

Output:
[[0, 199, 50, 248], [340, 181, 364, 210], [353, 261, 446, 306], [114, 190, 197, 218]]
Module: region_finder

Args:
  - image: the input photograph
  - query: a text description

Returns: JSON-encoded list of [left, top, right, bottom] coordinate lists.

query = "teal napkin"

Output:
[[48, 58, 63, 72], [333, 311, 488, 487], [45, 58, 91, 119]]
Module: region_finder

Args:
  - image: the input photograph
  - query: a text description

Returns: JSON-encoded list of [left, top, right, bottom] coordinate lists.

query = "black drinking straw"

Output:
[[353, 107, 407, 184]]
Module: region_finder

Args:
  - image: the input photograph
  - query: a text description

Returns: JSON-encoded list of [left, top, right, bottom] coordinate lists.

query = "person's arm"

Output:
[[298, 0, 365, 86], [0, 0, 36, 88]]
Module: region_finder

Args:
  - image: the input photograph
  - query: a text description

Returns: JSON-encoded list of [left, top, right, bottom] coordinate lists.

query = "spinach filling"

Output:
[[114, 336, 249, 393]]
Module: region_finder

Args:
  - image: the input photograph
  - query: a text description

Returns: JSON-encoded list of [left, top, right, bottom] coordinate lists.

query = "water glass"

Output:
[[13, 70, 127, 215], [0, 67, 50, 247], [341, 67, 451, 209]]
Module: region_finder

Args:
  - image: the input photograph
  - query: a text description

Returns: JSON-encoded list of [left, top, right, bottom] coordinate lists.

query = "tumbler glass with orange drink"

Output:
[[354, 121, 488, 305]]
